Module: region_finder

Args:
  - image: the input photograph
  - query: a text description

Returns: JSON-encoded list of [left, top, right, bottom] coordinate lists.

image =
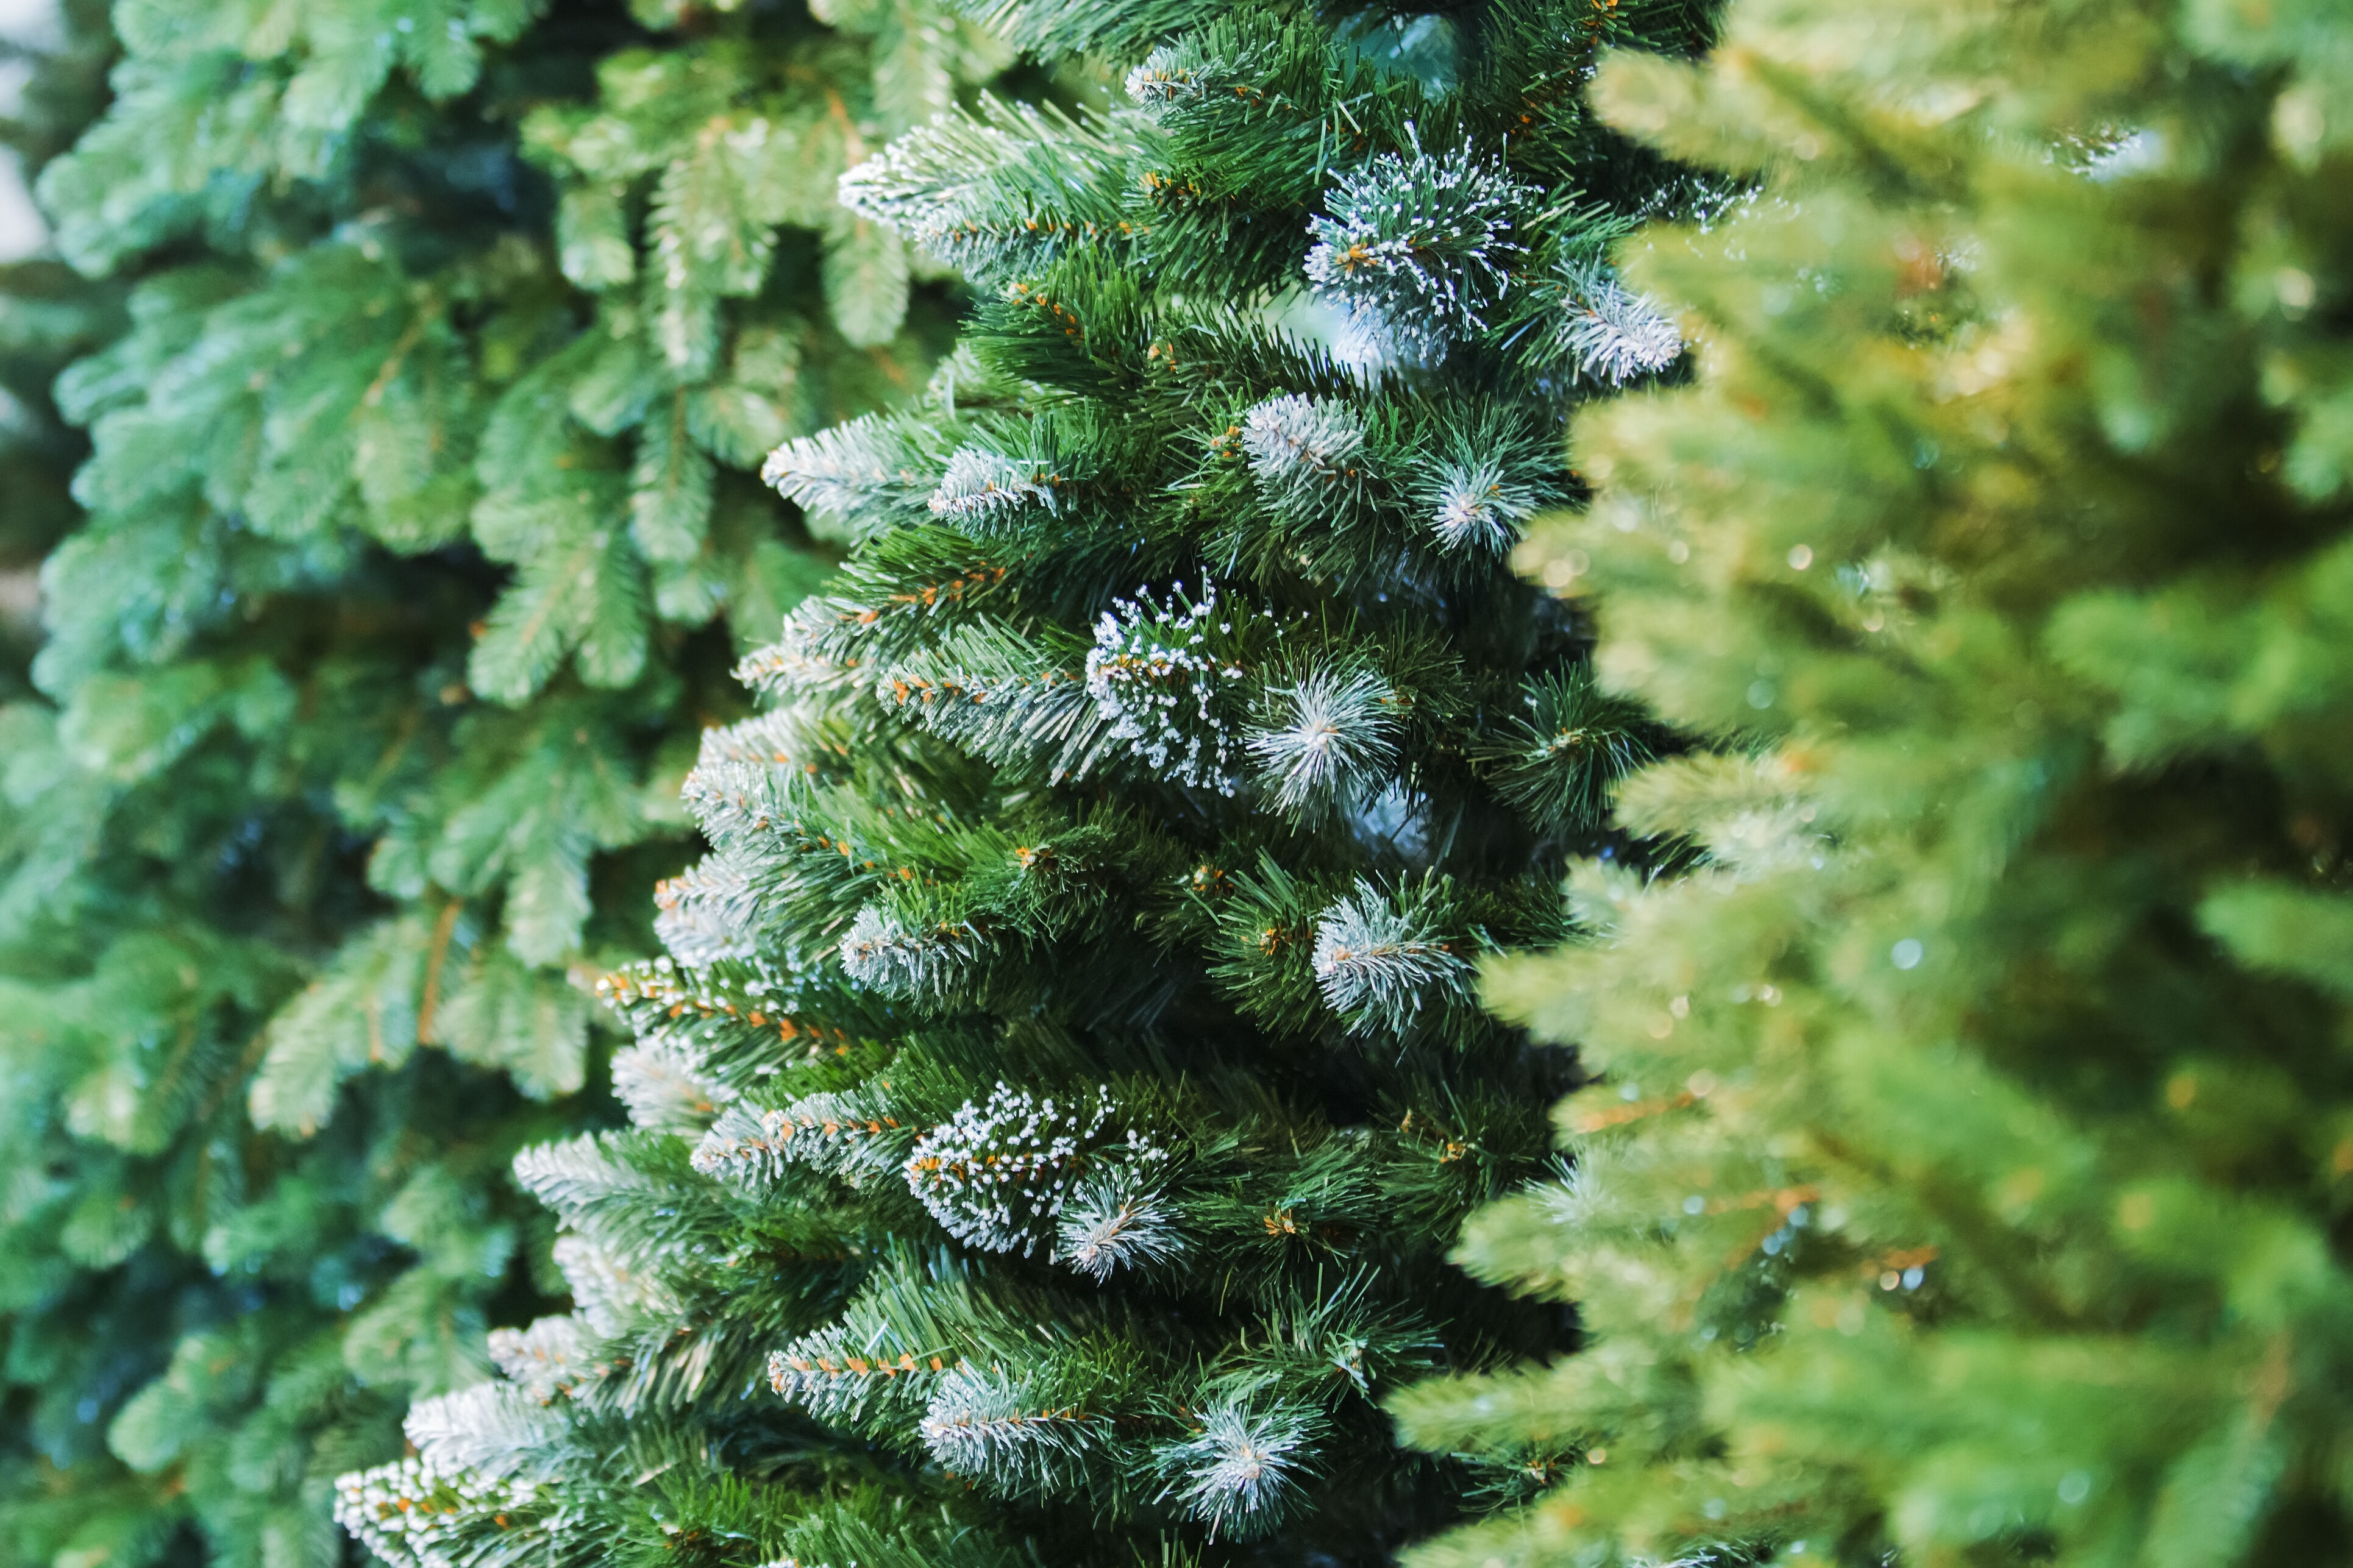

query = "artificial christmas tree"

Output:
[[0, 4, 1002, 1566], [1391, 0, 2353, 1564], [329, 2, 1727, 1564]]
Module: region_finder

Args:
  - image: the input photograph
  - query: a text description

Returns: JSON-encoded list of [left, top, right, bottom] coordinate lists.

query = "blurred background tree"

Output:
[[1392, 0, 2353, 1563], [0, 0, 114, 695], [0, 3, 1006, 1565]]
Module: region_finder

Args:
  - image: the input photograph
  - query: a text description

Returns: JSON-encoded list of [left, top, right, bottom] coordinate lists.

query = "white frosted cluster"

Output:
[[611, 1034, 734, 1135], [1245, 668, 1400, 815], [917, 1362, 1093, 1486], [1123, 50, 1204, 106], [405, 1381, 572, 1478], [691, 1090, 902, 1190], [333, 1456, 532, 1568], [696, 704, 822, 770], [904, 1082, 1170, 1257], [839, 904, 921, 992], [1304, 140, 1535, 360], [1085, 580, 1253, 792], [1240, 394, 1369, 513], [735, 600, 857, 700], [761, 416, 906, 533], [928, 446, 1058, 525], [682, 708, 828, 846], [837, 118, 1007, 269], [1156, 1399, 1319, 1540], [1311, 884, 1475, 1033], [1055, 1166, 1187, 1281], [1555, 261, 1683, 386], [1427, 452, 1538, 556], [692, 1102, 791, 1185], [552, 1233, 680, 1336], [486, 1315, 587, 1402], [652, 852, 761, 967], [838, 904, 987, 999], [769, 1321, 942, 1420]]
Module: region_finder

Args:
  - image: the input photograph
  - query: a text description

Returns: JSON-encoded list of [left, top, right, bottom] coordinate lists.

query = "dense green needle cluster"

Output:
[[1393, 0, 2353, 1564], [329, 2, 1722, 1564], [0, 0, 113, 695], [0, 4, 999, 1566]]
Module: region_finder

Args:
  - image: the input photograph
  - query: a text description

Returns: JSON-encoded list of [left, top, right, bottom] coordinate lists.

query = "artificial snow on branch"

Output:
[[1305, 134, 1537, 361]]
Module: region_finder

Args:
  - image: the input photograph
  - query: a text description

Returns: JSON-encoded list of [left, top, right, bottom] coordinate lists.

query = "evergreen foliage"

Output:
[[1393, 0, 2353, 1564], [0, 4, 1000, 1565], [0, 0, 114, 694], [329, 2, 1725, 1564]]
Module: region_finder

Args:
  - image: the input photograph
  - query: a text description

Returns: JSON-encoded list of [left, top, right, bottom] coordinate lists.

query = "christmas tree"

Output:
[[328, 2, 1730, 1564], [1392, 0, 2353, 1563], [0, 4, 1003, 1565]]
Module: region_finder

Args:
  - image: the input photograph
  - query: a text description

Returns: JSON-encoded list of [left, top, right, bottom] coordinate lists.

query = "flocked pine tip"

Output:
[[929, 445, 1063, 525], [1054, 1166, 1188, 1280], [839, 903, 994, 1001], [333, 1456, 535, 1568], [1304, 135, 1536, 361], [1084, 580, 1258, 793], [1551, 259, 1683, 386], [1311, 882, 1478, 1037], [903, 1083, 1172, 1258], [1155, 1397, 1324, 1541], [1246, 667, 1402, 817], [1240, 394, 1371, 515], [917, 1362, 1098, 1491]]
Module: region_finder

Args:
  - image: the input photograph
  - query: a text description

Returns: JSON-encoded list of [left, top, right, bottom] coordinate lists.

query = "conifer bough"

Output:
[[334, 1, 1718, 1564]]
